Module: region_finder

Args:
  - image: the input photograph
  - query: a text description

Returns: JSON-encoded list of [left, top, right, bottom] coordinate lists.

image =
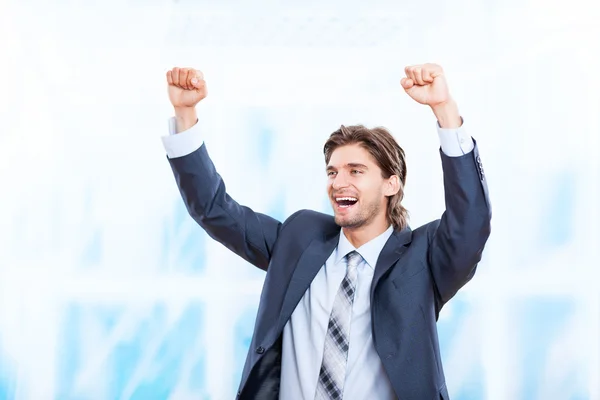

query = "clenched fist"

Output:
[[401, 63, 450, 107], [167, 67, 207, 109], [401, 63, 461, 128]]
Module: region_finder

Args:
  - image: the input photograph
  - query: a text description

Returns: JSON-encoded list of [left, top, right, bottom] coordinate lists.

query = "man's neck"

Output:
[[341, 222, 392, 249]]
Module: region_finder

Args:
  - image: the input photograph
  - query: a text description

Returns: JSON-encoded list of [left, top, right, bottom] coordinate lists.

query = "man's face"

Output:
[[326, 143, 392, 229]]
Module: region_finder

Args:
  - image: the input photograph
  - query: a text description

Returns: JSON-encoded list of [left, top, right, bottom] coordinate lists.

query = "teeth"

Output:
[[335, 197, 357, 201]]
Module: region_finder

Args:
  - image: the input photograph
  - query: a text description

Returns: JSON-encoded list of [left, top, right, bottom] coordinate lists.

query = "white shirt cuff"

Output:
[[161, 117, 204, 159], [437, 117, 474, 157]]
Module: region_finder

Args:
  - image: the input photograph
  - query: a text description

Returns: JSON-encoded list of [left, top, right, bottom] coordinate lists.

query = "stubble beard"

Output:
[[334, 200, 382, 229]]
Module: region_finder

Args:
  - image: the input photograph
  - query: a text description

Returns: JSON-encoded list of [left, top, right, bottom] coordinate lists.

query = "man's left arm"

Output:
[[402, 64, 492, 306], [430, 101, 491, 306]]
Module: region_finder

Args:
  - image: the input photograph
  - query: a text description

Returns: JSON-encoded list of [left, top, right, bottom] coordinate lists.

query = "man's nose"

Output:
[[332, 172, 349, 189]]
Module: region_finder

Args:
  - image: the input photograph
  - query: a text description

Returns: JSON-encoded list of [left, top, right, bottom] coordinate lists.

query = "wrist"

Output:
[[174, 106, 198, 133], [431, 99, 462, 129]]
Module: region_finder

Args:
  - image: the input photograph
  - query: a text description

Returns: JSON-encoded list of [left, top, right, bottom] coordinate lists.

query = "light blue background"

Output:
[[0, 0, 599, 398]]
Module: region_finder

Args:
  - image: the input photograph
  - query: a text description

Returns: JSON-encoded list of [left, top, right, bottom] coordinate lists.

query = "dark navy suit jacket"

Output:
[[167, 142, 491, 400]]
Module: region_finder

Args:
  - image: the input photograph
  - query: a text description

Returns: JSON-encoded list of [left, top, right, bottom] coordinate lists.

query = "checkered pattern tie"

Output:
[[315, 250, 362, 400]]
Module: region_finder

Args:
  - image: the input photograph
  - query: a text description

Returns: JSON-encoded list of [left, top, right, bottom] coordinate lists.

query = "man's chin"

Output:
[[334, 215, 363, 229]]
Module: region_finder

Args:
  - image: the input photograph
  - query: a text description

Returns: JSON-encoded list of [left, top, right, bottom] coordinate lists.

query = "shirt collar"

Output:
[[334, 225, 395, 270]]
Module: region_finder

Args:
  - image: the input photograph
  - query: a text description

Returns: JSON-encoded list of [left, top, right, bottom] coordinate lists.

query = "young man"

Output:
[[161, 64, 491, 399]]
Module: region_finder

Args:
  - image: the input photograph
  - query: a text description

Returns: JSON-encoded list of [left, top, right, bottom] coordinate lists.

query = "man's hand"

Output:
[[167, 67, 207, 133], [401, 64, 462, 128], [168, 67, 207, 108]]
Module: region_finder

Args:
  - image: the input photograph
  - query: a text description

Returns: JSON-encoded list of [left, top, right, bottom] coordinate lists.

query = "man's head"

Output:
[[323, 125, 408, 231]]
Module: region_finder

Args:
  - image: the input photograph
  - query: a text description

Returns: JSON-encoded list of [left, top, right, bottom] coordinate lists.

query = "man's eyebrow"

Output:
[[326, 163, 369, 171], [346, 163, 369, 169]]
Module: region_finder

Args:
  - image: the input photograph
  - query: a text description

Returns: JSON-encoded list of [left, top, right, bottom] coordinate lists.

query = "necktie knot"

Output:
[[345, 251, 362, 271]]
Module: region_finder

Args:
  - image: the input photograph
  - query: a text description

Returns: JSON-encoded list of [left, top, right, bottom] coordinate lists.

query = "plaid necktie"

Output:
[[315, 250, 362, 400]]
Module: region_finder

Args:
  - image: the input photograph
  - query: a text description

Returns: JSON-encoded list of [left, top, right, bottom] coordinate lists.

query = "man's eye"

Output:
[[328, 171, 337, 176], [351, 170, 362, 175]]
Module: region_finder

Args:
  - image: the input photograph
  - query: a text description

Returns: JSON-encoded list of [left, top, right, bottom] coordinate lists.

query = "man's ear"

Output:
[[384, 175, 400, 197]]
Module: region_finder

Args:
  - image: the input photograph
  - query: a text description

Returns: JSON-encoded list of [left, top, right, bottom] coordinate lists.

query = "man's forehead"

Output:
[[328, 145, 377, 167]]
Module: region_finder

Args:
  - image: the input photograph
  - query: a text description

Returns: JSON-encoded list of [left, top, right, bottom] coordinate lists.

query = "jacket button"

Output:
[[256, 346, 265, 354]]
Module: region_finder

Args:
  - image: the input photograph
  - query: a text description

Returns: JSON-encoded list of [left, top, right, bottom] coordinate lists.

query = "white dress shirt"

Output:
[[161, 118, 474, 399], [280, 225, 396, 399]]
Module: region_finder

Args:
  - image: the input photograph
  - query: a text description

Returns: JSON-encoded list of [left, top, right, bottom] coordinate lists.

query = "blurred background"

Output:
[[0, 0, 599, 399]]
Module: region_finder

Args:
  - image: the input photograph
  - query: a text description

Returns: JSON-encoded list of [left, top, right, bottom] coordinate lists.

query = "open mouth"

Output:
[[335, 196, 358, 209]]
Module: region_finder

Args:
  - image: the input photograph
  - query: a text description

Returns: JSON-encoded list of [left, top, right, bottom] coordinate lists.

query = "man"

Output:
[[161, 64, 491, 399]]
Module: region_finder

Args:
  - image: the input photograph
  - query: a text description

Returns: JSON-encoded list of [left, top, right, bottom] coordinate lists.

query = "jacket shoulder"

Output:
[[282, 209, 338, 235], [411, 219, 442, 242]]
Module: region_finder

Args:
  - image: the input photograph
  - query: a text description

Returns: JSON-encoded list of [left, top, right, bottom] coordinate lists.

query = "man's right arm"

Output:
[[162, 67, 282, 271]]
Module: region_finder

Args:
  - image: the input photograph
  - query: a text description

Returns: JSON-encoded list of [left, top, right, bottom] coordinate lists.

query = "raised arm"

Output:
[[402, 64, 492, 306], [163, 67, 282, 271]]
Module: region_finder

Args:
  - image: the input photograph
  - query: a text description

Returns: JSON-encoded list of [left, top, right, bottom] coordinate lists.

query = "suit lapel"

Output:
[[276, 231, 340, 332], [275, 225, 412, 332], [370, 227, 412, 300]]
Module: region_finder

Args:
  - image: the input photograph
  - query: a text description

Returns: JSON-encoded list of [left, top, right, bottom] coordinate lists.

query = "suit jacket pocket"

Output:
[[391, 262, 426, 292]]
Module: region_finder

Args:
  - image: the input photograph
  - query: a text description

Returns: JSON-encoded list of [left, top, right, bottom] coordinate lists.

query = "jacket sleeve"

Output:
[[168, 143, 282, 271], [428, 141, 492, 307]]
